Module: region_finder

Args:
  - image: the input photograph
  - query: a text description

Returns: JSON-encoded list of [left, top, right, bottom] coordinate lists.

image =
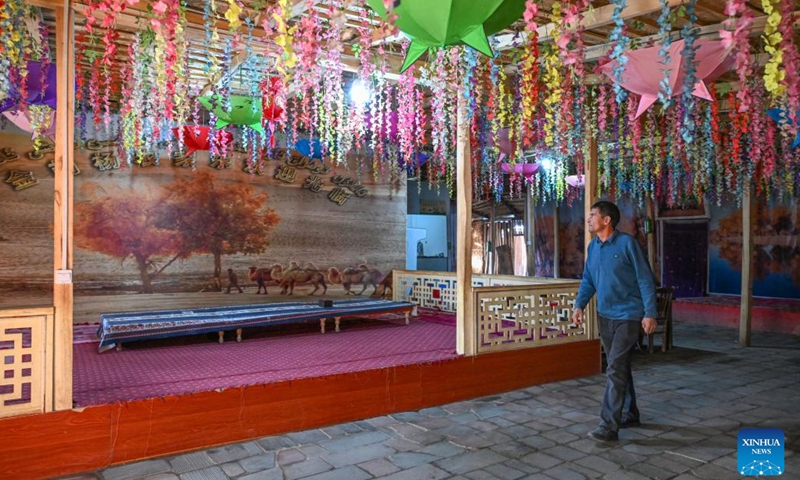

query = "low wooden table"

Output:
[[98, 298, 415, 352]]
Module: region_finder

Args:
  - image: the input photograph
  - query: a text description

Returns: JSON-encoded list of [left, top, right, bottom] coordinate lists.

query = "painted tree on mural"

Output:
[[74, 183, 186, 293], [711, 203, 800, 283], [158, 172, 280, 291]]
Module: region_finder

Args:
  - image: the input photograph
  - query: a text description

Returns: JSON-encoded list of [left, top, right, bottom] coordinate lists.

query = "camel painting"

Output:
[[270, 264, 327, 295], [328, 265, 384, 295], [372, 269, 393, 299], [248, 265, 279, 294]]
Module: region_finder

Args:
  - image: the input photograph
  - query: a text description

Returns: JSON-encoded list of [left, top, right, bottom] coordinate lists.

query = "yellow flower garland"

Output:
[[762, 0, 785, 96]]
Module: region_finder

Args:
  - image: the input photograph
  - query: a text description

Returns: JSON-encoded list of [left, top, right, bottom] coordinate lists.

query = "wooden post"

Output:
[[739, 183, 754, 347], [489, 200, 496, 274], [584, 138, 598, 253], [525, 184, 536, 276], [646, 197, 658, 283], [52, 0, 75, 410], [553, 202, 560, 278], [583, 138, 599, 339], [456, 97, 474, 356]]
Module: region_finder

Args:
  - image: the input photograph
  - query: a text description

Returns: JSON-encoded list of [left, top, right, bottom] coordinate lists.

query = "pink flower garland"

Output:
[[721, 0, 754, 115], [777, 0, 800, 132]]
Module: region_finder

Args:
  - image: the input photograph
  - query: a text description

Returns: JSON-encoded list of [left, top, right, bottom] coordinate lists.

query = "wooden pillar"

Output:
[[583, 138, 599, 339], [525, 184, 535, 276], [646, 197, 658, 283], [584, 138, 598, 253], [53, 0, 74, 410], [455, 98, 474, 356], [553, 202, 560, 278], [488, 201, 496, 274], [739, 183, 754, 347]]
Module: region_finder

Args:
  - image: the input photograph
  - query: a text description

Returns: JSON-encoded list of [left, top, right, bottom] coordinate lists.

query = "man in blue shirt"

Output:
[[573, 200, 657, 442]]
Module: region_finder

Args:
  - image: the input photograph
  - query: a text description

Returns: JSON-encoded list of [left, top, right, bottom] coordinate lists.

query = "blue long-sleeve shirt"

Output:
[[575, 230, 657, 321]]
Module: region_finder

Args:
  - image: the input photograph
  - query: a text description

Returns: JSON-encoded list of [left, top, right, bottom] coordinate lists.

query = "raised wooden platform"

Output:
[[0, 339, 600, 480]]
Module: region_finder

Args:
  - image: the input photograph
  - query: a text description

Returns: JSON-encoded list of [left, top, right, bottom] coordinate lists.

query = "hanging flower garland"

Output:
[[350, 4, 374, 154], [678, 0, 698, 144], [721, 0, 754, 114], [542, 4, 563, 147], [520, 0, 540, 148], [761, 0, 784, 98], [203, 0, 221, 80], [608, 0, 630, 104], [569, 0, 590, 173], [292, 0, 322, 136], [460, 46, 479, 124], [776, 0, 800, 137], [656, 0, 673, 109], [397, 43, 418, 173], [430, 49, 452, 175], [320, 0, 346, 163], [0, 0, 30, 104], [270, 0, 298, 78], [755, 85, 778, 194]]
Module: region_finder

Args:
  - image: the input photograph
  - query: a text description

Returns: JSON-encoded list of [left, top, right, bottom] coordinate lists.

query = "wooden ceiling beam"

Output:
[[24, 0, 62, 9], [496, 0, 686, 50], [582, 11, 800, 62]]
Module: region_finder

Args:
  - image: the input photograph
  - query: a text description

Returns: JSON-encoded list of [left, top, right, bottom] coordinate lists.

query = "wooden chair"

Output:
[[643, 287, 675, 353]]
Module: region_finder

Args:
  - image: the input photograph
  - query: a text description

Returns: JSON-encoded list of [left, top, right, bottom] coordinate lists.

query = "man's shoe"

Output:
[[620, 418, 641, 428], [588, 427, 619, 442]]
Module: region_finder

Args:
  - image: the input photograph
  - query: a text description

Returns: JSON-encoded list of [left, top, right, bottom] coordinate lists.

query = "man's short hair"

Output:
[[591, 200, 620, 228]]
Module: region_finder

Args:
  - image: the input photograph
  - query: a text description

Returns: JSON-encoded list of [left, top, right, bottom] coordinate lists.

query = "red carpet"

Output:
[[673, 295, 800, 335], [675, 294, 800, 311], [73, 311, 457, 407]]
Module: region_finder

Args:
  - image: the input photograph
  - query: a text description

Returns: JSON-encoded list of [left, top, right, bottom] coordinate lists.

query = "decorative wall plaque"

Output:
[[46, 160, 81, 176], [27, 138, 54, 160], [274, 164, 296, 183], [90, 152, 121, 171], [327, 187, 351, 205], [0, 148, 19, 166], [5, 170, 39, 190], [209, 156, 231, 169], [303, 175, 324, 192]]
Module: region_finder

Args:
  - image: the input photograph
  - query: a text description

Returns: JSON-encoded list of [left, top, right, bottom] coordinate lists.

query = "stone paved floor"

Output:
[[62, 323, 800, 480]]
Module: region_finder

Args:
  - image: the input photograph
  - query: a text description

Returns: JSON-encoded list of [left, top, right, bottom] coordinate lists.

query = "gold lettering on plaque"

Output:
[[5, 170, 39, 190], [303, 175, 324, 193], [327, 187, 351, 206], [274, 164, 297, 183]]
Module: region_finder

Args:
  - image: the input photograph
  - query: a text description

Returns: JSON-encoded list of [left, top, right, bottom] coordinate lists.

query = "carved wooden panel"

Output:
[[475, 283, 587, 353], [0, 309, 54, 418], [394, 271, 487, 312]]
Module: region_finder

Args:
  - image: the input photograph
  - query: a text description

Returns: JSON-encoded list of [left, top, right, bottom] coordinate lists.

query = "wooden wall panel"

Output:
[[0, 340, 599, 480]]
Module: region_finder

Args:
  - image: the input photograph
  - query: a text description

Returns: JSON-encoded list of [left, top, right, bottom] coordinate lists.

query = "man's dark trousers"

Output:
[[598, 315, 641, 432]]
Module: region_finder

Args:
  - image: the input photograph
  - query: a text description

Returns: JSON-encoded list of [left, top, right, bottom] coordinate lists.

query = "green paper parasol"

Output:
[[198, 95, 265, 133], [367, 0, 526, 72]]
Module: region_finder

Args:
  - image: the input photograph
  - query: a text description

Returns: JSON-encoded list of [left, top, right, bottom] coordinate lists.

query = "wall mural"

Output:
[[0, 128, 406, 303], [537, 196, 648, 281], [709, 198, 800, 299]]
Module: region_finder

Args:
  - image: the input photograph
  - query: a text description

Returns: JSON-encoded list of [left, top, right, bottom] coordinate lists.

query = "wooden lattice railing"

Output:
[[0, 307, 55, 418], [392, 270, 575, 312], [392, 271, 590, 354], [474, 282, 587, 353]]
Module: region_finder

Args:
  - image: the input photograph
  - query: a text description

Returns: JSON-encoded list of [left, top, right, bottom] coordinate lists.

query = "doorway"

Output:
[[661, 221, 709, 298]]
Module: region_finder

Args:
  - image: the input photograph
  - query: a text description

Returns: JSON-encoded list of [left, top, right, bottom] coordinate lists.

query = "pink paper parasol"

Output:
[[500, 162, 539, 181], [496, 127, 517, 157], [600, 39, 734, 119], [566, 174, 584, 187], [2, 108, 56, 139]]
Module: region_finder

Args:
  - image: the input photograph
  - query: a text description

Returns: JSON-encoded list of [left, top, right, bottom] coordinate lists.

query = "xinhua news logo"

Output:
[[738, 428, 784, 476]]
